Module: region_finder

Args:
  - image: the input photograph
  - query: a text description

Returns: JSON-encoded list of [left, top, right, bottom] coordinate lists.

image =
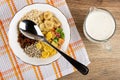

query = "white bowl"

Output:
[[8, 4, 70, 65]]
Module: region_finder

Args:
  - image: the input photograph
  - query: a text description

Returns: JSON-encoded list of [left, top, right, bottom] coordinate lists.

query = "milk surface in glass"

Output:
[[85, 9, 115, 41]]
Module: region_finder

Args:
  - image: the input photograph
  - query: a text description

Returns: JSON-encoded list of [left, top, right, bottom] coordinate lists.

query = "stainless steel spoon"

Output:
[[19, 20, 89, 75]]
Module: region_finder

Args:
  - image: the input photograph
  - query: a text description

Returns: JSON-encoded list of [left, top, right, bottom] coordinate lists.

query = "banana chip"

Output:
[[46, 32, 52, 40], [41, 51, 50, 58], [39, 23, 45, 31], [44, 20, 54, 29], [44, 11, 53, 20], [50, 17, 61, 27]]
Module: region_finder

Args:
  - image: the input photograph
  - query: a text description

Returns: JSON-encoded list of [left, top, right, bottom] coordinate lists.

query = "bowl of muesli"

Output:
[[8, 4, 70, 65]]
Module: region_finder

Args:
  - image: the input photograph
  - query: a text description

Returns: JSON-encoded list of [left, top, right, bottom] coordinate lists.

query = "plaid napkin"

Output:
[[0, 0, 90, 80]]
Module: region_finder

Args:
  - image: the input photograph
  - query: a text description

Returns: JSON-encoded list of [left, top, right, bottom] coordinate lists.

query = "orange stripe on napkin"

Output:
[[50, 0, 54, 5], [0, 21, 24, 80], [5, 0, 14, 16], [52, 63, 59, 78], [9, 47, 24, 80], [7, 1, 26, 78], [46, 0, 49, 4], [0, 72, 4, 80], [68, 18, 75, 27], [2, 63, 25, 75], [1, 21, 24, 80], [4, 66, 32, 80], [2, 17, 12, 24], [26, 0, 31, 4], [55, 61, 62, 77], [32, 66, 40, 80], [1, 1, 24, 78], [67, 49, 70, 55], [37, 67, 44, 80], [29, 0, 33, 4], [69, 44, 76, 60], [70, 39, 85, 51], [10, 0, 17, 13], [69, 44, 77, 71], [0, 33, 19, 80], [67, 49, 75, 71], [0, 21, 19, 80], [47, 0, 54, 5], [69, 42, 84, 72], [5, 64, 30, 80], [0, 21, 8, 41], [71, 39, 82, 46]]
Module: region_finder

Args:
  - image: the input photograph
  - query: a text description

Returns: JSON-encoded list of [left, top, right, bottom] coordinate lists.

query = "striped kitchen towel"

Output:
[[0, 0, 90, 80]]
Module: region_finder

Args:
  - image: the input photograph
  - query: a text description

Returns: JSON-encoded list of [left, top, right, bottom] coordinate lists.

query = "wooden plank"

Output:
[[58, 0, 120, 80]]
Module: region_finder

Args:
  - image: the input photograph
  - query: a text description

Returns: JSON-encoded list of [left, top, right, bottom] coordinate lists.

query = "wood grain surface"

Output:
[[58, 0, 120, 80]]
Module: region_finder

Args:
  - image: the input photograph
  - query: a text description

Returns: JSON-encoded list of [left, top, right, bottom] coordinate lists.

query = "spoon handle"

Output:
[[45, 39, 89, 75]]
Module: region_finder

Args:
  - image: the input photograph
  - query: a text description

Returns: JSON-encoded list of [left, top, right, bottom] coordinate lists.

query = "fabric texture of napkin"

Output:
[[0, 0, 90, 80]]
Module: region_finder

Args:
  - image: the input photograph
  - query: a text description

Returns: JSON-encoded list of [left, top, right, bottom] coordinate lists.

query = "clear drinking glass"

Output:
[[83, 7, 116, 51]]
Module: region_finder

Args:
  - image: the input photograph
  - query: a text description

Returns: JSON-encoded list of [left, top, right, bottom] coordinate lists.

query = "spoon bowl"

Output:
[[19, 20, 44, 40]]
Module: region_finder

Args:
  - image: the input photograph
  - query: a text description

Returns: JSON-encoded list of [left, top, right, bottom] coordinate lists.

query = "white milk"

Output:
[[84, 9, 115, 41]]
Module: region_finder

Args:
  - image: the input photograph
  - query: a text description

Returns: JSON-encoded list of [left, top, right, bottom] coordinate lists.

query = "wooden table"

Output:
[[58, 0, 120, 80]]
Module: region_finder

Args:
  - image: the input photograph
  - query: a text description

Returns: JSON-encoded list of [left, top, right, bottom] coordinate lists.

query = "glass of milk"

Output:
[[83, 7, 116, 50]]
